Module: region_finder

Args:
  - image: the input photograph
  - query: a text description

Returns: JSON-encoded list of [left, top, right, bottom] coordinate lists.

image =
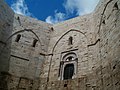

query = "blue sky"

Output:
[[5, 0, 100, 24]]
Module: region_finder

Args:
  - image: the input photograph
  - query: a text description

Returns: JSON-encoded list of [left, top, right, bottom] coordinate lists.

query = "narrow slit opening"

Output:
[[15, 34, 21, 42], [68, 36, 73, 45], [32, 39, 38, 47]]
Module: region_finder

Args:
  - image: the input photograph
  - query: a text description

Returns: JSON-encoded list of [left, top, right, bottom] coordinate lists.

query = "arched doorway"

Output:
[[64, 64, 74, 80]]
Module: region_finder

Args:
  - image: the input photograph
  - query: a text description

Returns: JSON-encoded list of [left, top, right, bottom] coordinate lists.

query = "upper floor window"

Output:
[[68, 36, 73, 45], [32, 39, 38, 47], [15, 34, 21, 42], [114, 2, 119, 10]]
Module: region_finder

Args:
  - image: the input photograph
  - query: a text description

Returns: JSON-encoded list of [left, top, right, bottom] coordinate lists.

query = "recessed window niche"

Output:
[[68, 36, 73, 45], [32, 39, 38, 47], [15, 34, 21, 42]]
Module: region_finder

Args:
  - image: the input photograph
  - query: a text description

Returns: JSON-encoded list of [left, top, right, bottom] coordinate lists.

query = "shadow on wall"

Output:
[[0, 0, 14, 89]]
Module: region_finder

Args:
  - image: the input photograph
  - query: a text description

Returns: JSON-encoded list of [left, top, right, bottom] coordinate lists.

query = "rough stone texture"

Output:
[[7, 14, 52, 90], [0, 0, 14, 89], [0, 0, 14, 72], [40, 0, 120, 90], [0, 0, 120, 90]]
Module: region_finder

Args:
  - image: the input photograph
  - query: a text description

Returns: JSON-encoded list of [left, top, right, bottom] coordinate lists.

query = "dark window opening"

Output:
[[17, 16, 20, 20], [114, 2, 119, 10], [32, 39, 38, 47], [68, 36, 73, 45], [63, 64, 74, 80], [113, 65, 116, 69], [17, 16, 21, 26], [102, 20, 105, 24], [64, 84, 67, 87], [15, 34, 21, 42], [51, 27, 54, 31]]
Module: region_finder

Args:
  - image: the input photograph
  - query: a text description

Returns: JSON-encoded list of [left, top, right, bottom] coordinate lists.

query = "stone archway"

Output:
[[59, 52, 78, 80]]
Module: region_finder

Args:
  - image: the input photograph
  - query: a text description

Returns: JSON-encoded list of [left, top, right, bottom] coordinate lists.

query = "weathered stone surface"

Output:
[[0, 0, 120, 90]]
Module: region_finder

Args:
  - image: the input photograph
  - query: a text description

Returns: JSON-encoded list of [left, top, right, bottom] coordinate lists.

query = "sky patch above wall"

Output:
[[5, 0, 100, 24]]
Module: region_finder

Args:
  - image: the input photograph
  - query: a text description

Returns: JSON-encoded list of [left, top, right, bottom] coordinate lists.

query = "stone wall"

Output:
[[0, 1, 53, 89], [39, 0, 120, 90], [0, 0, 14, 89], [40, 13, 98, 90], [7, 14, 52, 90], [40, 13, 95, 81], [0, 0, 120, 90], [0, 0, 14, 72], [94, 0, 120, 89]]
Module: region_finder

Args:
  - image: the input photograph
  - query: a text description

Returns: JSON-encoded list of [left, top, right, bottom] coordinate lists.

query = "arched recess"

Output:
[[59, 52, 78, 80], [6, 29, 42, 49], [62, 52, 77, 61], [0, 29, 42, 56], [97, 0, 119, 33], [51, 29, 88, 53], [47, 29, 88, 82]]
